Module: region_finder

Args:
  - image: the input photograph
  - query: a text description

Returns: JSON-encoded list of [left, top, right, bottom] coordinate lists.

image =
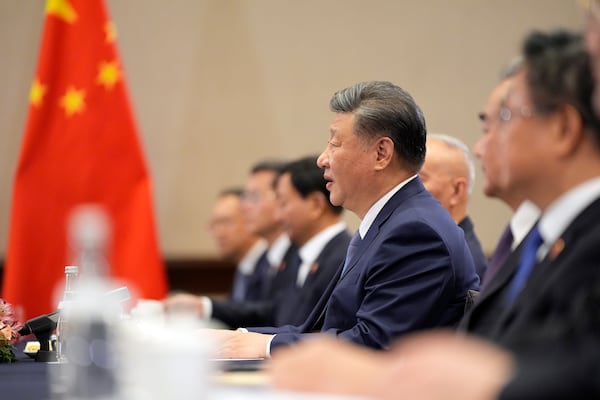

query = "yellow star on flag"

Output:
[[29, 79, 47, 107], [45, 0, 77, 23], [105, 21, 117, 43], [60, 86, 86, 116], [97, 60, 121, 90]]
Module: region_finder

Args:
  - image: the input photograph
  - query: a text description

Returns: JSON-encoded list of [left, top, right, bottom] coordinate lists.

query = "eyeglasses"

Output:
[[478, 104, 535, 126]]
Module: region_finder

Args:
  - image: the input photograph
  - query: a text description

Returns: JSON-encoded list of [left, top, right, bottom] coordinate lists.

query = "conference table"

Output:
[[0, 344, 363, 400]]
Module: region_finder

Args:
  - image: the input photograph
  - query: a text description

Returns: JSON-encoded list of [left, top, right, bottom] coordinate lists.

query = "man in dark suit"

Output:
[[266, 29, 600, 399], [206, 188, 268, 303], [210, 156, 351, 327], [210, 81, 479, 358], [164, 160, 294, 315], [239, 160, 293, 300], [460, 30, 600, 350], [419, 133, 488, 280]]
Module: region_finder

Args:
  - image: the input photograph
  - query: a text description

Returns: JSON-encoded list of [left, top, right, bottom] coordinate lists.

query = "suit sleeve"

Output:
[[211, 298, 276, 329], [252, 221, 474, 352], [324, 220, 471, 349]]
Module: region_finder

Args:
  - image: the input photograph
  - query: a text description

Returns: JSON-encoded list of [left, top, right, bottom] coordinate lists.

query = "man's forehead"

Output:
[[485, 79, 513, 109]]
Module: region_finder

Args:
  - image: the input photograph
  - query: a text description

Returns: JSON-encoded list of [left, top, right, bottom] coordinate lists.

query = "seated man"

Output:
[[419, 133, 488, 279], [207, 188, 268, 302], [165, 156, 351, 328], [207, 80, 479, 358], [266, 27, 600, 400]]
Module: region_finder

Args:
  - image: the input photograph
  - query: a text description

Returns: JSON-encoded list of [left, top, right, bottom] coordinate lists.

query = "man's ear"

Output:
[[373, 136, 394, 171], [553, 104, 585, 158], [307, 191, 328, 217], [449, 177, 468, 207]]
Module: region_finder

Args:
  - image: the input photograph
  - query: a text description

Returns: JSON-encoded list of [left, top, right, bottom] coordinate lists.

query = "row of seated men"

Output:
[[167, 131, 495, 330], [161, 26, 600, 398]]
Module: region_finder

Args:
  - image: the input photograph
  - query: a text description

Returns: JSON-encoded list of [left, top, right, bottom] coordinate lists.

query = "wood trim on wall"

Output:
[[0, 258, 237, 299]]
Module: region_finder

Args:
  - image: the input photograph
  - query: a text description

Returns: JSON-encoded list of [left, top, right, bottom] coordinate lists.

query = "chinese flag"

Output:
[[2, 0, 168, 320]]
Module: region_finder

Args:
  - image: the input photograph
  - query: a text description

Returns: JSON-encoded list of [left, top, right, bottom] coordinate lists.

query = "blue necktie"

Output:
[[341, 232, 361, 276], [481, 225, 513, 291], [230, 270, 249, 302], [505, 225, 543, 305]]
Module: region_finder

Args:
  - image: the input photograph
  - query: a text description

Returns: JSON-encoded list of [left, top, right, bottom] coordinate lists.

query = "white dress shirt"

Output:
[[510, 200, 541, 251], [296, 221, 347, 287], [359, 175, 417, 238], [537, 177, 600, 260]]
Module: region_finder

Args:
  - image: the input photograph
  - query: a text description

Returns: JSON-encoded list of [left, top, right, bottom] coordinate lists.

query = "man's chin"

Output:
[[482, 184, 499, 199], [329, 193, 343, 207]]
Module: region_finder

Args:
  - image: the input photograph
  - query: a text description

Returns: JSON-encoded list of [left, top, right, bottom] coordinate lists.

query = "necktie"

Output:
[[481, 225, 513, 291], [230, 270, 249, 302], [505, 224, 543, 305], [341, 231, 361, 276]]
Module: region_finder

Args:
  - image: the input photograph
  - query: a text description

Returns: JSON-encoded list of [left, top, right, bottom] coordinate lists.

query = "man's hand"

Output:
[[268, 335, 383, 397], [268, 331, 514, 400], [208, 329, 273, 359], [163, 293, 205, 316]]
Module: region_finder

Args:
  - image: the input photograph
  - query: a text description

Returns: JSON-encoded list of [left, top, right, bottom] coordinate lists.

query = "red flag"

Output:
[[2, 0, 168, 320]]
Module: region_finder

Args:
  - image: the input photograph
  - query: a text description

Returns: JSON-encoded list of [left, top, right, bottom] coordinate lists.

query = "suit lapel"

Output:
[[461, 226, 532, 330], [304, 231, 350, 286], [339, 177, 427, 279], [472, 198, 600, 336]]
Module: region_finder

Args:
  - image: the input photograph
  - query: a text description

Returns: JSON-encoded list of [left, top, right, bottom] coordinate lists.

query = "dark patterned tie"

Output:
[[505, 224, 543, 305], [480, 225, 513, 291], [340, 231, 361, 276]]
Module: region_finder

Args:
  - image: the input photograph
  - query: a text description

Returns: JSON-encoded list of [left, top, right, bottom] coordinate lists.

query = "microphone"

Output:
[[18, 311, 60, 336], [19, 311, 60, 362], [20, 286, 130, 338], [18, 286, 129, 362]]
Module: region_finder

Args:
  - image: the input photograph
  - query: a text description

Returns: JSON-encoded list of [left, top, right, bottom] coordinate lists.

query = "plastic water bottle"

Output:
[[56, 265, 79, 362], [61, 204, 121, 400]]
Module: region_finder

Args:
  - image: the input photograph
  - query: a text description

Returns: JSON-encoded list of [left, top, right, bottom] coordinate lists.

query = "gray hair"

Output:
[[329, 81, 427, 171], [427, 133, 476, 194]]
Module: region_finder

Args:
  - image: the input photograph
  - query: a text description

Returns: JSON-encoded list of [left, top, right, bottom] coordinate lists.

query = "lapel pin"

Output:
[[549, 238, 565, 260], [310, 262, 319, 274]]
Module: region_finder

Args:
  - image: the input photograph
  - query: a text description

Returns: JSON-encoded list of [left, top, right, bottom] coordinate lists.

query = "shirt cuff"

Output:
[[237, 328, 275, 358], [265, 334, 275, 358], [201, 296, 212, 319]]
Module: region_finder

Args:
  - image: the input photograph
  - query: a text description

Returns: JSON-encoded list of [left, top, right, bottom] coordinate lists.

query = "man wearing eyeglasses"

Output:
[[207, 188, 268, 302], [165, 160, 297, 315], [267, 28, 600, 399]]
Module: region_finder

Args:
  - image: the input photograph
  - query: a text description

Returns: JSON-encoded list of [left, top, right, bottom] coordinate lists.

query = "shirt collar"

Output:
[[298, 221, 347, 265], [267, 234, 291, 269], [358, 175, 417, 238], [538, 176, 600, 258], [237, 239, 268, 274], [509, 200, 540, 250], [297, 221, 347, 287]]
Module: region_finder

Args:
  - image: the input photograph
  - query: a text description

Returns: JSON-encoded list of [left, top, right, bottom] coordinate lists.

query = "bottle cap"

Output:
[[65, 265, 79, 275]]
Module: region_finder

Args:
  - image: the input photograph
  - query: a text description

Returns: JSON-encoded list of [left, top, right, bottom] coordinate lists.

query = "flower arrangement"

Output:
[[0, 299, 22, 363]]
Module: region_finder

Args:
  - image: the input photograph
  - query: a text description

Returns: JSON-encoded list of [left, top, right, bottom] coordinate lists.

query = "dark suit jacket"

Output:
[[461, 197, 600, 358], [229, 250, 271, 302], [211, 230, 351, 328], [500, 257, 600, 400], [458, 216, 488, 280], [251, 177, 480, 352]]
